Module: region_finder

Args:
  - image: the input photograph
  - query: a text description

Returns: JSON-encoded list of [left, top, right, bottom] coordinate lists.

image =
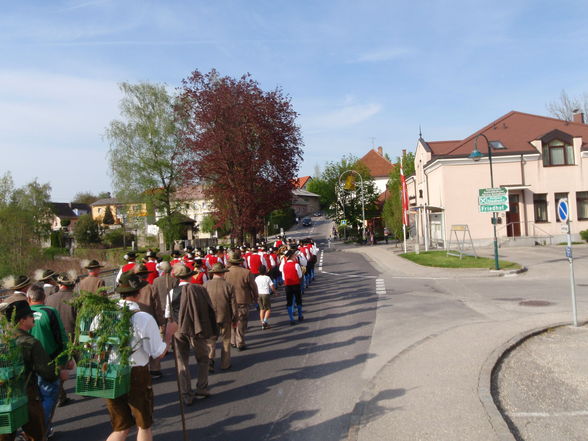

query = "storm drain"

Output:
[[518, 300, 554, 307]]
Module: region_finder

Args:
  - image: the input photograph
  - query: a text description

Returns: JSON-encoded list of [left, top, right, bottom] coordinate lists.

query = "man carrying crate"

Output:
[[105, 272, 168, 441], [0, 297, 57, 441]]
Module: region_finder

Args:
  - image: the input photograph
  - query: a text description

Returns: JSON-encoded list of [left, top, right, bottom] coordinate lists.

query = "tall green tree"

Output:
[[73, 214, 101, 246], [382, 152, 415, 239], [0, 173, 52, 278], [102, 205, 115, 225], [106, 82, 188, 249], [308, 154, 379, 238], [73, 191, 111, 205]]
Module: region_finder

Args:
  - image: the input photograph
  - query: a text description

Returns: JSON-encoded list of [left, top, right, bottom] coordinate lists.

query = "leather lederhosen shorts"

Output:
[[105, 365, 153, 431]]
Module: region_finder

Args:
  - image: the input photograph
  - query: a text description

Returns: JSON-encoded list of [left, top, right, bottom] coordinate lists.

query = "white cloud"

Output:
[[0, 70, 121, 145], [353, 47, 411, 63], [303, 102, 383, 131]]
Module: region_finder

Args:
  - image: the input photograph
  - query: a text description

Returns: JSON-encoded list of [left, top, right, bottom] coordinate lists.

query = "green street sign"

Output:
[[341, 220, 347, 226], [479, 188, 509, 213], [479, 195, 508, 205], [480, 204, 509, 213]]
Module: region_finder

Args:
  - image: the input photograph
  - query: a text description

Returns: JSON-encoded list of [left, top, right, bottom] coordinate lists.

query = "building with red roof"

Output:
[[358, 146, 394, 194], [408, 110, 588, 247]]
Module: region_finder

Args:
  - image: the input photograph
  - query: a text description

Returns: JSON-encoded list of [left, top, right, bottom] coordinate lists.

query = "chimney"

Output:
[[377, 146, 383, 156], [573, 111, 585, 124], [402, 149, 406, 157]]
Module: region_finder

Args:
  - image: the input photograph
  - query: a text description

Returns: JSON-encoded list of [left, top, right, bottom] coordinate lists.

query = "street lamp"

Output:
[[338, 170, 366, 243], [469, 133, 506, 270]]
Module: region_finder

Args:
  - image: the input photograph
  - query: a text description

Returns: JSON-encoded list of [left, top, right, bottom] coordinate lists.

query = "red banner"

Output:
[[400, 166, 409, 225]]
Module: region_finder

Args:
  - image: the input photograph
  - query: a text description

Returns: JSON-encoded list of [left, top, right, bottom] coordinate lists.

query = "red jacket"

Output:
[[282, 260, 302, 286], [248, 254, 262, 275], [145, 261, 158, 285]]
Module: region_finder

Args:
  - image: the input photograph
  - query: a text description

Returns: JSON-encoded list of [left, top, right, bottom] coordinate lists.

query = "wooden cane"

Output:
[[171, 335, 189, 441], [167, 285, 189, 441]]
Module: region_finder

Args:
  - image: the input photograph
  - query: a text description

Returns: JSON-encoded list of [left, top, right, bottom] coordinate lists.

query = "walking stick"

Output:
[[171, 335, 189, 441], [167, 287, 189, 441]]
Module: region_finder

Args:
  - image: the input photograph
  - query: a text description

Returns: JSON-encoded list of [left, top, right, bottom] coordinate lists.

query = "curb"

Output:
[[477, 321, 575, 441]]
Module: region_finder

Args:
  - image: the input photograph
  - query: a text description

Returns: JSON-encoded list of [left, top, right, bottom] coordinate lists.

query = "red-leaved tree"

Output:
[[177, 69, 304, 243]]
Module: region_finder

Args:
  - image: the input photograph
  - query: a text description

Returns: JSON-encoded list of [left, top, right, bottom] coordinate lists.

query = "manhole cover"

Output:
[[519, 300, 554, 307], [494, 297, 525, 302]]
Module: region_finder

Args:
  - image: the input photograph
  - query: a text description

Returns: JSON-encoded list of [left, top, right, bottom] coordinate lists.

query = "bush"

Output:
[[102, 228, 135, 248], [74, 214, 101, 245], [42, 247, 68, 259], [580, 230, 588, 242]]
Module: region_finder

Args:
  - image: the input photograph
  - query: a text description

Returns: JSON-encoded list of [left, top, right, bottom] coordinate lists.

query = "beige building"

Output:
[[90, 198, 147, 225], [408, 110, 588, 247]]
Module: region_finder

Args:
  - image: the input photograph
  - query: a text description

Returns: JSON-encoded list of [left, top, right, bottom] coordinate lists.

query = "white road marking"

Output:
[[511, 411, 588, 417]]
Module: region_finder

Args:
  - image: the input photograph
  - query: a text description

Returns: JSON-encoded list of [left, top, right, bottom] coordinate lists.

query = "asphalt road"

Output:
[[52, 217, 382, 440]]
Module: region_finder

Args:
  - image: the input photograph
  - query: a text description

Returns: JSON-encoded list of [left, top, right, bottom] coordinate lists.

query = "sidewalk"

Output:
[[340, 244, 584, 441]]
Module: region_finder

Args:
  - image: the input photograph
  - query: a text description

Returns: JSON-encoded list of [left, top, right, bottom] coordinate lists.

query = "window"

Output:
[[577, 191, 588, 220], [554, 192, 568, 222], [542, 139, 574, 166], [533, 194, 548, 223]]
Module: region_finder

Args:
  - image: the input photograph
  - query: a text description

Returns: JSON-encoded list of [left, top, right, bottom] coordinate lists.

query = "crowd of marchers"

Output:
[[0, 235, 319, 441]]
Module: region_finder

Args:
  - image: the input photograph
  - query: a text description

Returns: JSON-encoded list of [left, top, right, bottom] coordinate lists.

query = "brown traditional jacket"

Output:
[[177, 284, 218, 339], [204, 277, 237, 325], [136, 283, 165, 327], [152, 274, 178, 310], [78, 275, 105, 295], [45, 289, 76, 340], [224, 265, 258, 305]]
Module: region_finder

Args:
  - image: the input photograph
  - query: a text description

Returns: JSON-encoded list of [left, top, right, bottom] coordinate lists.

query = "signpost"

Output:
[[557, 198, 577, 326], [478, 188, 509, 213], [478, 187, 508, 270]]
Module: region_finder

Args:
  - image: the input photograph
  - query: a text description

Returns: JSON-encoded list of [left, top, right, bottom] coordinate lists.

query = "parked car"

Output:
[[302, 217, 312, 227], [313, 211, 322, 217]]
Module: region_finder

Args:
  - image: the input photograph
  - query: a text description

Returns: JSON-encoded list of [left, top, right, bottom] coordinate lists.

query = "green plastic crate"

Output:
[[75, 364, 130, 399], [0, 403, 28, 434]]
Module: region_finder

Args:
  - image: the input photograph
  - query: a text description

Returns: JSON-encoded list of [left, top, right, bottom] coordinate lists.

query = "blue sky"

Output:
[[2, 0, 588, 200]]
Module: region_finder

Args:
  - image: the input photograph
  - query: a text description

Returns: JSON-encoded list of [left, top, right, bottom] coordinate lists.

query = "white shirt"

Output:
[[255, 275, 274, 295], [96, 300, 166, 367], [165, 281, 190, 320]]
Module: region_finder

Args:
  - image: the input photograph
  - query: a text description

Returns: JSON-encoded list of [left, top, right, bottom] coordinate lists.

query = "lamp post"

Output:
[[338, 170, 366, 243], [469, 134, 506, 270]]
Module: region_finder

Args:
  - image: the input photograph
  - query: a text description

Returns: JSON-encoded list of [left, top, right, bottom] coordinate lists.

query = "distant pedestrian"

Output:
[[255, 265, 276, 329], [166, 264, 218, 404], [134, 264, 165, 379], [78, 260, 106, 295], [45, 271, 77, 407], [225, 251, 258, 350], [384, 227, 389, 244], [205, 263, 237, 372], [280, 250, 304, 325], [36, 269, 59, 297], [116, 251, 137, 284]]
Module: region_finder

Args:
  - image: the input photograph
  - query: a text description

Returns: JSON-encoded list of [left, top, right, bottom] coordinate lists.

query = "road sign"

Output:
[[566, 246, 573, 259], [340, 220, 347, 226], [480, 204, 509, 213], [557, 199, 569, 223], [479, 188, 509, 213], [561, 224, 570, 233]]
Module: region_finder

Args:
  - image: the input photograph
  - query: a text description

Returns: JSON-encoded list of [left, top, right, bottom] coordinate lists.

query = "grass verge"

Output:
[[400, 250, 521, 270]]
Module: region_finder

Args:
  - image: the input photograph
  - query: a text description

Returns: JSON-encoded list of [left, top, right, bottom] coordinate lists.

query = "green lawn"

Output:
[[400, 250, 521, 270]]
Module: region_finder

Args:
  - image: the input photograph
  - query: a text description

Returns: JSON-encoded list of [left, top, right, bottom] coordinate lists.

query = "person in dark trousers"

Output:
[[27, 284, 69, 439], [0, 298, 58, 441], [105, 272, 168, 441], [279, 250, 304, 325]]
